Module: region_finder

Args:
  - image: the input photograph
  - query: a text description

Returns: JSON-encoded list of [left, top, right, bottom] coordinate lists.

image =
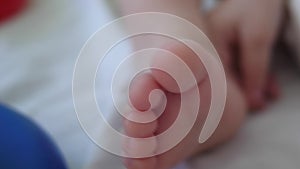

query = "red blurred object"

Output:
[[0, 0, 27, 23]]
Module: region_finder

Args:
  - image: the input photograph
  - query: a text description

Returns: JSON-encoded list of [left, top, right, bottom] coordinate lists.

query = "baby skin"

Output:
[[117, 0, 283, 168], [123, 45, 247, 169]]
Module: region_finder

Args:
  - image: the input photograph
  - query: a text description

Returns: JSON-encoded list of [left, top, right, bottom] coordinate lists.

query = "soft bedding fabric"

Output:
[[0, 0, 113, 168]]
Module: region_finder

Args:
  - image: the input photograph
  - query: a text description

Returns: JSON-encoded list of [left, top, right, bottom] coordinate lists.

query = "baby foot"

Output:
[[123, 43, 247, 169]]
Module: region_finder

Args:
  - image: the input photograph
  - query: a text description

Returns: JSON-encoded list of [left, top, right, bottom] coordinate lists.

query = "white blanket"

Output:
[[0, 0, 113, 168], [0, 1, 299, 169]]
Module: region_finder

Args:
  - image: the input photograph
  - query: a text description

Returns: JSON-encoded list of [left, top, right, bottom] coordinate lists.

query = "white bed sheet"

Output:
[[0, 0, 114, 169], [0, 1, 299, 169]]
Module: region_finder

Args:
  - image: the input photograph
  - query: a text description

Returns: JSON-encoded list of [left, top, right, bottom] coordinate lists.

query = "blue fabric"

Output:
[[0, 105, 67, 169]]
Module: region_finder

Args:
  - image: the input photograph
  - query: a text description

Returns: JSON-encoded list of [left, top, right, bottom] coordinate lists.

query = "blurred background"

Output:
[[0, 0, 300, 169]]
